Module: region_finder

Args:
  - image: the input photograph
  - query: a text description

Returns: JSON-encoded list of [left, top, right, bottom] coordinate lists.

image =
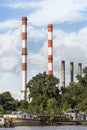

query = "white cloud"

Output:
[[53, 27, 87, 64], [0, 73, 21, 100], [1, 0, 87, 26], [27, 42, 48, 72], [27, 26, 47, 42], [0, 19, 20, 30], [0, 28, 21, 74], [0, 57, 20, 73], [73, 0, 87, 11], [2, 2, 39, 9], [28, 0, 87, 26]]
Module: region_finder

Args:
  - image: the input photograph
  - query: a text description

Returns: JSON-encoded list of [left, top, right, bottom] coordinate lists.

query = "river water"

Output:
[[1, 126, 87, 130]]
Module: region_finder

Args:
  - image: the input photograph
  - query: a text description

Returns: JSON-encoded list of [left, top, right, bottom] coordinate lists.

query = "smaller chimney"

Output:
[[61, 60, 65, 87], [70, 62, 74, 82], [78, 63, 82, 76]]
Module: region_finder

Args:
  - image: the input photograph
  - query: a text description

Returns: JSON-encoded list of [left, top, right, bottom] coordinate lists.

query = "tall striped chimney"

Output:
[[70, 62, 74, 82], [48, 24, 53, 75], [78, 63, 82, 76], [22, 17, 27, 100], [61, 60, 65, 87]]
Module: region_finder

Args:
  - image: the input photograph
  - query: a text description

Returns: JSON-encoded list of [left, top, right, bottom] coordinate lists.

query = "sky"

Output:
[[0, 0, 87, 100]]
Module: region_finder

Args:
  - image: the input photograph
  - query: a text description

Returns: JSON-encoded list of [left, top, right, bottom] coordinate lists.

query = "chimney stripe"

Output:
[[48, 24, 52, 32], [22, 63, 27, 71], [48, 55, 53, 62], [22, 32, 27, 40], [48, 70, 53, 75], [22, 55, 26, 63], [48, 48, 53, 55], [22, 40, 27, 47], [48, 58, 53, 62], [22, 17, 27, 25], [48, 32, 53, 40], [48, 63, 53, 70], [22, 25, 27, 32], [48, 40, 53, 47], [22, 48, 27, 55]]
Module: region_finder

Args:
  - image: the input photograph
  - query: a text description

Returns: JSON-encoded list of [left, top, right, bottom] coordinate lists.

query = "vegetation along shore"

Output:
[[0, 67, 87, 126]]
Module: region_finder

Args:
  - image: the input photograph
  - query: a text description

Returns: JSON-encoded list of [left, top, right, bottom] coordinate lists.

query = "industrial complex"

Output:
[[21, 17, 83, 101]]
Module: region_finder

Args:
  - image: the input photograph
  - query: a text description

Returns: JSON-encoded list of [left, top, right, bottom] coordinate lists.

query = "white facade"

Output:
[[0, 118, 5, 126], [65, 108, 79, 121], [3, 111, 36, 120], [65, 112, 76, 120]]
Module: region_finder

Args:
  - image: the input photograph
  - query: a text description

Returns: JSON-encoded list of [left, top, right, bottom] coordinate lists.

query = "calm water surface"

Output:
[[1, 126, 87, 130]]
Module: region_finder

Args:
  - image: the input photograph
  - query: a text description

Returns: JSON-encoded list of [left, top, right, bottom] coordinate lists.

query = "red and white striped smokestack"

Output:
[[48, 24, 53, 75], [22, 17, 27, 100]]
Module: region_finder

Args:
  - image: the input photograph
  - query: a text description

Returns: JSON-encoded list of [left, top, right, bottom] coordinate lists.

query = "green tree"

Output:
[[75, 67, 87, 111], [0, 91, 18, 112], [27, 72, 60, 114], [17, 100, 29, 112], [76, 67, 87, 87], [47, 98, 58, 114], [61, 67, 87, 112], [0, 105, 4, 116]]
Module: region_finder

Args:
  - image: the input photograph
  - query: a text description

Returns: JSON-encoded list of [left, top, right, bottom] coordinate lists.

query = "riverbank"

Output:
[[1, 119, 87, 127], [13, 118, 87, 126], [2, 114, 87, 127]]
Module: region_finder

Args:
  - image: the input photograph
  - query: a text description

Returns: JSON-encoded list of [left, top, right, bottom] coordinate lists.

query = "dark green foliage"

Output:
[[61, 67, 87, 112], [27, 72, 60, 114], [1, 67, 87, 114], [0, 91, 18, 113], [17, 100, 29, 112], [27, 68, 87, 114]]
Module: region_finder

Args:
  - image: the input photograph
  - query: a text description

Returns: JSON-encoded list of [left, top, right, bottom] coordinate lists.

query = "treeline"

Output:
[[27, 67, 87, 114], [0, 92, 28, 114], [0, 67, 87, 115]]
